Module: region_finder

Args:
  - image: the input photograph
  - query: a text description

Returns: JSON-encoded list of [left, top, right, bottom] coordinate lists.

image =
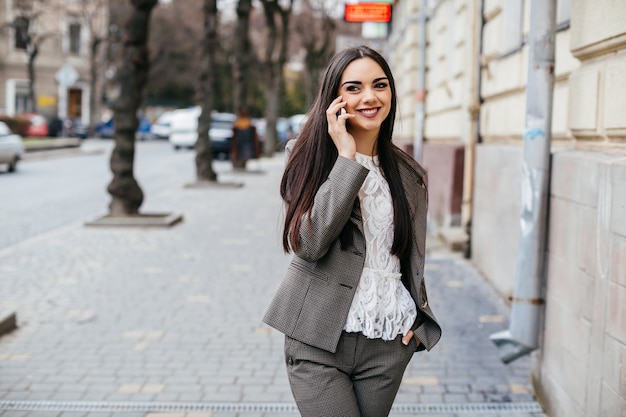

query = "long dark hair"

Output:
[[281, 45, 416, 261]]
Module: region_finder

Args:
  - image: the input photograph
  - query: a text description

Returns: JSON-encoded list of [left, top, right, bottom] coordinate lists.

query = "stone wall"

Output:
[[470, 144, 521, 298], [534, 151, 626, 417], [530, 0, 626, 415], [391, 1, 626, 415], [388, 0, 474, 228]]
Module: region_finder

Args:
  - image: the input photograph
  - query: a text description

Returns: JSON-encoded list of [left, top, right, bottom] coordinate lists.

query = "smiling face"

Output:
[[338, 57, 392, 143]]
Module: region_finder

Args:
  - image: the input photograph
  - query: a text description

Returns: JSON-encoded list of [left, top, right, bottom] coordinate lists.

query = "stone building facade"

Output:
[[0, 0, 108, 126], [387, 1, 626, 416]]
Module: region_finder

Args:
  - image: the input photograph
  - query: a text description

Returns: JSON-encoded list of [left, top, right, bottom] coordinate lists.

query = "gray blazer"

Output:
[[263, 145, 441, 354]]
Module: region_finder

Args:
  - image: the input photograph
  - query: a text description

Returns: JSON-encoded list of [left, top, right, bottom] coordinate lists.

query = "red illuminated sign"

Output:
[[344, 3, 392, 23]]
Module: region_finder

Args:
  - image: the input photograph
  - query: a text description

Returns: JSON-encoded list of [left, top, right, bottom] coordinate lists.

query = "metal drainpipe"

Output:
[[413, 0, 428, 163], [490, 0, 556, 364], [461, 0, 484, 259]]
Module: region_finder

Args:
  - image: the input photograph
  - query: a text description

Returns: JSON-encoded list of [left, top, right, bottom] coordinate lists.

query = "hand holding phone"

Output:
[[327, 96, 356, 160]]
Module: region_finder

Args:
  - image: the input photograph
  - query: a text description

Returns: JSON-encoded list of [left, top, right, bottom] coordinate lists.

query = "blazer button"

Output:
[[421, 300, 428, 309], [287, 356, 294, 366]]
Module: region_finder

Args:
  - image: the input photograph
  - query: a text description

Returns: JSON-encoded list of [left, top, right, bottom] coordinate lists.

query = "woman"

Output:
[[263, 45, 441, 417]]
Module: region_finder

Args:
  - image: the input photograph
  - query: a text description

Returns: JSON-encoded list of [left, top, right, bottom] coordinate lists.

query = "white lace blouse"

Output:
[[343, 152, 418, 340]]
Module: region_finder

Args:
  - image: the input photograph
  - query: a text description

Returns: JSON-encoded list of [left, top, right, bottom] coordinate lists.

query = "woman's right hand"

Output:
[[326, 96, 356, 160]]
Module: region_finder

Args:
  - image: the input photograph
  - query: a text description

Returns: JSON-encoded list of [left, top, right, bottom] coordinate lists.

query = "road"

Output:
[[0, 140, 223, 251]]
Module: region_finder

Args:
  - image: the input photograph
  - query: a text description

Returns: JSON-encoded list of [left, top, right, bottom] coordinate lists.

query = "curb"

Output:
[[23, 138, 81, 153], [0, 310, 17, 337]]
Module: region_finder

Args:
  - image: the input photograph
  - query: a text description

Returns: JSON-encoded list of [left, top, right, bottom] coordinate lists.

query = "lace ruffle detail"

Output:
[[344, 153, 417, 340], [344, 268, 417, 339]]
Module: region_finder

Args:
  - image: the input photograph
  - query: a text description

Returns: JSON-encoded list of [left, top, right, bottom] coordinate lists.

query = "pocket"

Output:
[[293, 279, 353, 336], [290, 259, 328, 281]]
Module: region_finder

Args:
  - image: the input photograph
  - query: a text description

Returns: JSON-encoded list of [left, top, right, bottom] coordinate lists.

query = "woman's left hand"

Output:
[[402, 330, 421, 347]]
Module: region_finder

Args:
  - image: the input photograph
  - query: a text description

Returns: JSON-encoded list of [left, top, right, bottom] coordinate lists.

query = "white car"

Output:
[[150, 111, 175, 140], [0, 121, 24, 172], [289, 113, 308, 137], [168, 107, 201, 149], [168, 107, 236, 158]]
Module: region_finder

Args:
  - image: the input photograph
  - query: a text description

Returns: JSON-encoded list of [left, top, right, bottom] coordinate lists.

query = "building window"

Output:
[[557, 0, 571, 26], [69, 23, 81, 54], [14, 17, 29, 50], [503, 0, 524, 52], [14, 81, 31, 114]]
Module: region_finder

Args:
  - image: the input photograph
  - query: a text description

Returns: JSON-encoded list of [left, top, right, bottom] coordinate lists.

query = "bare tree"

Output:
[[232, 0, 253, 113], [11, 0, 59, 113], [106, 0, 158, 216], [147, 0, 202, 107], [259, 0, 293, 155], [297, 0, 336, 110], [194, 0, 218, 182]]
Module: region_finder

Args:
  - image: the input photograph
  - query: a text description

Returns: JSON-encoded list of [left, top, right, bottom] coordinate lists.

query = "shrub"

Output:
[[0, 115, 31, 136]]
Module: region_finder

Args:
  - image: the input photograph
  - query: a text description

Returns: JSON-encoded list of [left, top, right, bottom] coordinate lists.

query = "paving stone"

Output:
[[23, 413, 61, 417]]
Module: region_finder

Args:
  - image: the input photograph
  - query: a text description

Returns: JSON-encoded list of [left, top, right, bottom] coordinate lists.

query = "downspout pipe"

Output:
[[490, 0, 556, 364], [461, 0, 484, 259], [413, 0, 428, 163]]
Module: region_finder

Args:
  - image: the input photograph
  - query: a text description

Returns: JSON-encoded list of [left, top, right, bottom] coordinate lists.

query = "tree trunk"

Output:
[[264, 60, 282, 155], [195, 0, 218, 182], [27, 46, 38, 113], [89, 37, 103, 132], [233, 0, 252, 114], [260, 0, 292, 156], [107, 0, 158, 216]]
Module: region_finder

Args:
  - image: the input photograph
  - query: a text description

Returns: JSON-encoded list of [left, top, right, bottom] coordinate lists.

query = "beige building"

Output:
[[387, 0, 625, 416], [0, 0, 108, 126]]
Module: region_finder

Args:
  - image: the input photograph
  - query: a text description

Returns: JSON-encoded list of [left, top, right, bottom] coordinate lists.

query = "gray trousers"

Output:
[[284, 331, 417, 417]]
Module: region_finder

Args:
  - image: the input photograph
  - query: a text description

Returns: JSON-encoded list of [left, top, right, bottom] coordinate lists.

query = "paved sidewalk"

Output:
[[0, 153, 546, 417]]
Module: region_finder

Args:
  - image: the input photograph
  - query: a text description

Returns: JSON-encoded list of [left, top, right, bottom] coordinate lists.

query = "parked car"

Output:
[[47, 117, 64, 137], [276, 117, 292, 151], [95, 115, 152, 140], [168, 107, 201, 149], [95, 118, 114, 138], [150, 111, 175, 140], [168, 107, 236, 158], [21, 113, 49, 137], [0, 121, 24, 172], [210, 112, 236, 159], [64, 118, 89, 139], [136, 115, 152, 140], [289, 113, 308, 137]]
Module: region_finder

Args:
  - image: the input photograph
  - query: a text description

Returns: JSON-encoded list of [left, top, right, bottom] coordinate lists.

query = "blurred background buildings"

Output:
[[0, 0, 108, 131]]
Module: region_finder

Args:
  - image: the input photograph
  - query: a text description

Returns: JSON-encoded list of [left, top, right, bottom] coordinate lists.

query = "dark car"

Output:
[[95, 118, 114, 138], [47, 118, 64, 137], [210, 112, 236, 159], [65, 118, 89, 139]]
